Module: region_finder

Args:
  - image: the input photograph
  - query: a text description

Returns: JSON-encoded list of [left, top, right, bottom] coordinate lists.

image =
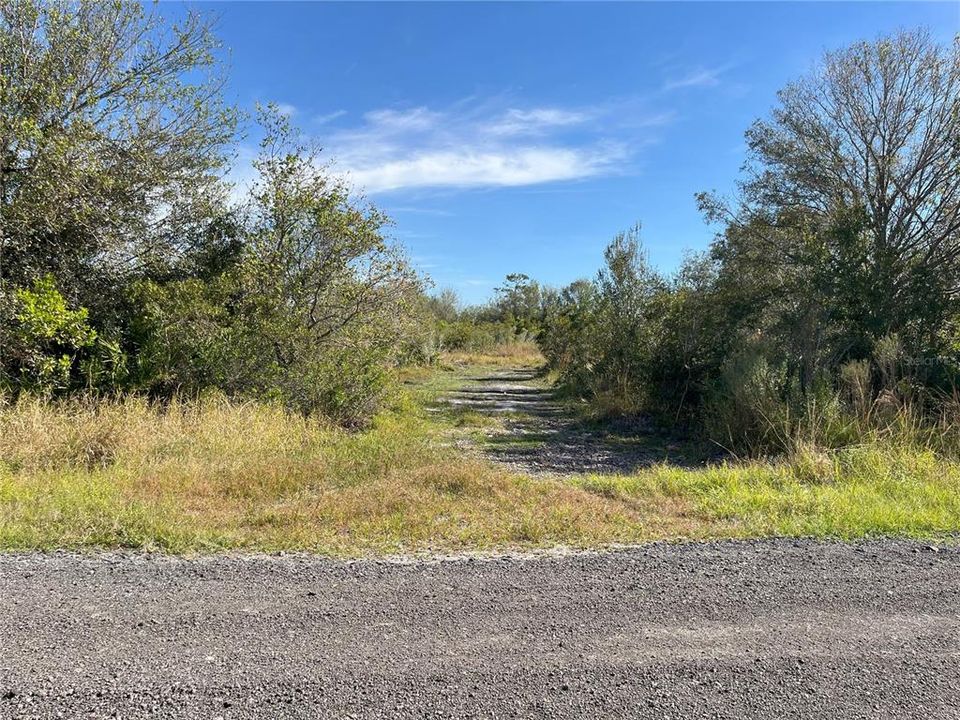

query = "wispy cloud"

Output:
[[663, 63, 733, 91], [346, 146, 624, 193], [314, 109, 347, 125], [275, 102, 298, 117], [320, 99, 668, 194], [388, 206, 455, 217], [485, 107, 591, 136], [362, 107, 443, 133]]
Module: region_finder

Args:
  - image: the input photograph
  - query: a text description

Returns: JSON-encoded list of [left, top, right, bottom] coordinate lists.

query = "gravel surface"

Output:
[[444, 369, 702, 474], [1, 538, 958, 718]]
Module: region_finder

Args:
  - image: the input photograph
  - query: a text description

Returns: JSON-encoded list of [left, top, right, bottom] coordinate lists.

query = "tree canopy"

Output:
[[540, 29, 960, 451], [0, 3, 423, 422]]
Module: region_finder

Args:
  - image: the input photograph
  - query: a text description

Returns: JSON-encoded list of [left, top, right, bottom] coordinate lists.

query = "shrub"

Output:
[[1, 276, 98, 393]]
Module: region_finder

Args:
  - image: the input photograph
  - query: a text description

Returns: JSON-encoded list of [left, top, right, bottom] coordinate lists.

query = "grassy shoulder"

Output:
[[0, 390, 674, 554], [577, 444, 960, 540], [1, 354, 958, 554]]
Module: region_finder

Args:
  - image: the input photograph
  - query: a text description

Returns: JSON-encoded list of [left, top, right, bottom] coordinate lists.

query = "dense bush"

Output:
[[0, 276, 97, 392], [124, 110, 423, 423], [4, 5, 956, 449], [416, 275, 549, 358], [0, 3, 423, 424], [539, 30, 960, 454]]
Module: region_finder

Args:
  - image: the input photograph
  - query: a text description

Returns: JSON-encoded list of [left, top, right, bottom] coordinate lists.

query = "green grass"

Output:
[[484, 433, 548, 449], [1, 362, 958, 555], [576, 444, 960, 539]]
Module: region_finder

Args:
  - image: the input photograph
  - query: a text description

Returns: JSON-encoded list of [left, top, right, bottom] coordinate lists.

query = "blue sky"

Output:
[[188, 1, 958, 303]]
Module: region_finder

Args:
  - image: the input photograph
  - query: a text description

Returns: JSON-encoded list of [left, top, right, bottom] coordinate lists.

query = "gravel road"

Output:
[[1, 539, 958, 719], [443, 369, 706, 474]]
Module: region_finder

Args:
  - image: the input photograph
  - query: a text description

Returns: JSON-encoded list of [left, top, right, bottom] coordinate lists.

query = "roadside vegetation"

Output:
[[538, 32, 960, 458], [0, 2, 423, 424], [0, 3, 958, 553], [2, 386, 957, 553]]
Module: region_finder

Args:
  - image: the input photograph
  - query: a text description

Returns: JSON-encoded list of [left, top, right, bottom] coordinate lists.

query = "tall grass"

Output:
[[0, 393, 677, 553], [705, 340, 960, 460], [439, 340, 544, 368], [1, 384, 958, 555], [577, 443, 960, 539]]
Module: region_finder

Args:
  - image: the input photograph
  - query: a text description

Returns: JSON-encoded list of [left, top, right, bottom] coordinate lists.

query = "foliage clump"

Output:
[[538, 29, 960, 456], [0, 2, 422, 423]]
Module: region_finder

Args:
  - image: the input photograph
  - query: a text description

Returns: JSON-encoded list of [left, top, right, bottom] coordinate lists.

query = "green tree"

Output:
[[493, 273, 544, 335], [0, 0, 237, 313], [592, 226, 665, 406], [426, 288, 460, 324], [539, 226, 666, 413], [538, 278, 600, 389], [133, 108, 423, 422], [701, 29, 960, 377]]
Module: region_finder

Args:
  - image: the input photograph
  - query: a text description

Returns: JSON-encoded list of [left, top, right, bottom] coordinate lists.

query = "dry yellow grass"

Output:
[[0, 393, 693, 554], [440, 340, 544, 368], [2, 384, 958, 555]]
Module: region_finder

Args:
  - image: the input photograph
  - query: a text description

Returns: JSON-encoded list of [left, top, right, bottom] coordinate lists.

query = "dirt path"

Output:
[[442, 367, 699, 475], [1, 540, 957, 719]]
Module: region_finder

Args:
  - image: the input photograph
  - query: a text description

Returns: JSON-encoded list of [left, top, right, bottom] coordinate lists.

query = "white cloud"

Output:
[[485, 108, 590, 136], [321, 99, 664, 194], [388, 206, 455, 216], [347, 146, 622, 193], [623, 110, 676, 128], [275, 103, 298, 117], [314, 109, 347, 125], [663, 64, 732, 91], [362, 107, 442, 133]]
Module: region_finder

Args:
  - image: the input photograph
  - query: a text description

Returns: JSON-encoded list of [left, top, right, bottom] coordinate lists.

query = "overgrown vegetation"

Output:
[[0, 5, 958, 553], [0, 1, 422, 424], [539, 29, 960, 457], [414, 274, 553, 362], [0, 391, 661, 552], [1, 391, 957, 553]]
